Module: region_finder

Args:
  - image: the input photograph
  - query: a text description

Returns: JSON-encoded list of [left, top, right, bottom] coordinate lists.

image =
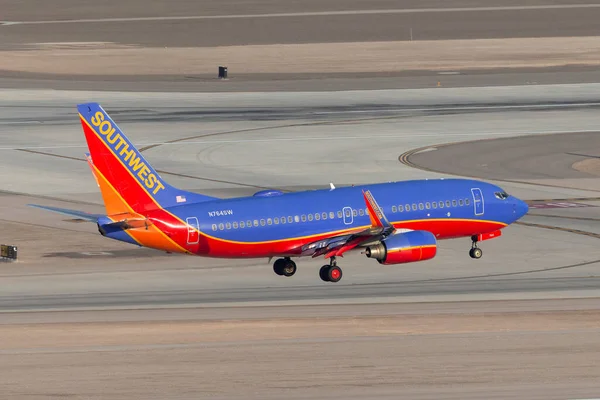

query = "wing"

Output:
[[27, 204, 103, 222], [296, 189, 397, 258]]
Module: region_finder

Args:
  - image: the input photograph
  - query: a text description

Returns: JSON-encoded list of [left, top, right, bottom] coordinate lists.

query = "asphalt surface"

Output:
[[2, 0, 600, 47], [407, 130, 600, 181], [2, 86, 600, 398]]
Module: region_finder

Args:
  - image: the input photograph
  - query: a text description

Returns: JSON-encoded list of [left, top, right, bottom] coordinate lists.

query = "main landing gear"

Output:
[[273, 257, 297, 277], [319, 256, 343, 283], [469, 235, 483, 259], [272, 256, 343, 283]]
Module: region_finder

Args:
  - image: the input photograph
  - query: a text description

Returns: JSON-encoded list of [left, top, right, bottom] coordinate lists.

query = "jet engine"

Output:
[[364, 230, 437, 265]]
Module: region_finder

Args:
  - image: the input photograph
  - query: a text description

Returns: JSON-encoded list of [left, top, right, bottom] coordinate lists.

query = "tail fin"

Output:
[[77, 103, 216, 214]]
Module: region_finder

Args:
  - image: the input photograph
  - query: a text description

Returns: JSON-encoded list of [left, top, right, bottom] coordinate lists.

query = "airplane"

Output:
[[29, 102, 529, 283]]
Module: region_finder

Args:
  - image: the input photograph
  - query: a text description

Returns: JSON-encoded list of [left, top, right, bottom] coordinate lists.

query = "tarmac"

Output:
[[1, 1, 600, 399]]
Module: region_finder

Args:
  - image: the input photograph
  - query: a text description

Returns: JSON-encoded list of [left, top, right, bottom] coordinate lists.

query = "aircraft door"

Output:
[[342, 207, 353, 225], [471, 188, 484, 216], [186, 217, 200, 244]]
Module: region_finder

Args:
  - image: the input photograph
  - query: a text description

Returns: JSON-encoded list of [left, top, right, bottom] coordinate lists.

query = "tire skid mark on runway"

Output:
[[15, 148, 278, 191], [526, 213, 600, 222], [515, 221, 600, 240], [0, 218, 99, 235], [3, 4, 600, 26], [2, 259, 599, 303]]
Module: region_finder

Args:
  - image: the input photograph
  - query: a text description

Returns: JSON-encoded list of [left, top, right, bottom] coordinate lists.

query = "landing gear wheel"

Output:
[[327, 266, 343, 282], [319, 265, 330, 282], [282, 260, 297, 277], [273, 258, 296, 276], [469, 247, 483, 259]]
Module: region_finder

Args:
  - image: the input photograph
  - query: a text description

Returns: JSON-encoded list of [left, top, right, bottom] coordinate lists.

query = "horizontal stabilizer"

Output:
[[27, 204, 102, 222], [98, 213, 154, 231]]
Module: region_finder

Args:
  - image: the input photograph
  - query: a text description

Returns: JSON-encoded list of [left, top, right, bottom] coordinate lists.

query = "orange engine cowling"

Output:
[[364, 230, 437, 265]]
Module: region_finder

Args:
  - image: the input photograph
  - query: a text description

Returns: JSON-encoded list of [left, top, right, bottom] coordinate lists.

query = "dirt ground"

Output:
[[2, 37, 600, 76]]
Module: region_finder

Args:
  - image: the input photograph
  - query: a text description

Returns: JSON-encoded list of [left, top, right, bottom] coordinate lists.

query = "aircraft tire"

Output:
[[273, 258, 286, 275], [319, 265, 330, 282], [469, 248, 483, 259], [327, 266, 343, 283], [282, 260, 297, 277]]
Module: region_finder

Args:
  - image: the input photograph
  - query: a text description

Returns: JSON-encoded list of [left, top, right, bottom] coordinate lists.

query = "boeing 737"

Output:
[[30, 103, 529, 282]]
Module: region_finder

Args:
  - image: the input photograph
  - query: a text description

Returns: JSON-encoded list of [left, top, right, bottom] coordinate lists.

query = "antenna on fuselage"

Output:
[[329, 182, 336, 191]]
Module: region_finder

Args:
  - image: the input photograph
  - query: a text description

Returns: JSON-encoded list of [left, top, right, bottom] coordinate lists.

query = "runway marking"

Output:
[[2, 5, 600, 25], [528, 202, 596, 209], [3, 128, 600, 151]]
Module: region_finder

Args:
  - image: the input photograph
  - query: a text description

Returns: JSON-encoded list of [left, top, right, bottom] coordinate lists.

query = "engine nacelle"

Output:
[[365, 230, 437, 265]]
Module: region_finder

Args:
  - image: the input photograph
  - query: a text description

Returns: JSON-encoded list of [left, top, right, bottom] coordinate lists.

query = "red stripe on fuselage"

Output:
[[195, 219, 506, 258]]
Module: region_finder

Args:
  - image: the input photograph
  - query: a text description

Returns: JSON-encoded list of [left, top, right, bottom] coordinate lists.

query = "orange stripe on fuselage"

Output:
[[90, 155, 189, 254]]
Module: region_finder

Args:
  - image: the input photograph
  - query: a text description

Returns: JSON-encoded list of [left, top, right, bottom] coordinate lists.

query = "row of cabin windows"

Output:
[[391, 198, 471, 213], [210, 197, 472, 231]]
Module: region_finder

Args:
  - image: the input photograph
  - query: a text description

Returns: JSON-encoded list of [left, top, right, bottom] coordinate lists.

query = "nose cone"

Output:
[[513, 198, 529, 220]]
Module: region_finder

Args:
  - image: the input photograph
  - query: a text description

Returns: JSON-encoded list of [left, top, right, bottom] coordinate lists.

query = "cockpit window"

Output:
[[494, 191, 509, 200]]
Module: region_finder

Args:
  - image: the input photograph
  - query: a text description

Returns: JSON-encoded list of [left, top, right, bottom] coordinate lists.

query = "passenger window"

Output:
[[301, 215, 306, 222], [425, 202, 430, 209], [260, 219, 266, 226], [212, 224, 217, 231], [406, 204, 411, 211], [446, 200, 451, 207], [226, 223, 231, 229], [439, 201, 444, 208], [267, 218, 272, 225], [352, 209, 358, 217], [233, 222, 238, 229], [344, 209, 351, 217], [359, 209, 364, 216], [452, 200, 457, 207], [330, 212, 335, 219], [253, 220, 259, 227], [392, 205, 397, 213], [399, 205, 404, 212], [315, 213, 321, 220], [412, 204, 417, 211], [219, 223, 224, 230], [274, 217, 279, 224], [465, 198, 470, 205], [337, 211, 343, 218], [432, 202, 437, 209], [322, 212, 327, 220], [418, 203, 424, 210], [308, 214, 313, 221], [247, 220, 252, 227], [240, 221, 246, 228], [459, 199, 464, 206], [293, 216, 298, 223]]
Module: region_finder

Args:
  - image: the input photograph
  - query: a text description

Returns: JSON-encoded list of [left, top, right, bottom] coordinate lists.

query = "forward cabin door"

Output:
[[471, 188, 484, 216], [186, 217, 200, 244]]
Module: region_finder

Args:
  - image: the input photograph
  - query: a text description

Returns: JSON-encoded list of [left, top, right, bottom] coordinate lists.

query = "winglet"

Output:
[[362, 189, 393, 229]]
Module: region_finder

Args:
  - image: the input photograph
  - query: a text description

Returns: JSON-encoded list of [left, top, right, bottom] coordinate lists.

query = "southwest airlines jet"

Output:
[[30, 103, 529, 283]]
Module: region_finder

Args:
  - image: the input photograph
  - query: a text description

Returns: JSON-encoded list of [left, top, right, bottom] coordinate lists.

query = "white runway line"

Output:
[[1, 128, 599, 151], [2, 4, 600, 25]]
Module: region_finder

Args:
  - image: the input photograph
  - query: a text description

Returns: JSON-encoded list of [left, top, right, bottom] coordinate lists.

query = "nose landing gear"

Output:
[[319, 256, 343, 283], [469, 236, 483, 259]]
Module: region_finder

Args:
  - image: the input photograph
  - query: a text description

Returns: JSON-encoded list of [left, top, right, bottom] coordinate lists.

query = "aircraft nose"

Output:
[[513, 198, 529, 220]]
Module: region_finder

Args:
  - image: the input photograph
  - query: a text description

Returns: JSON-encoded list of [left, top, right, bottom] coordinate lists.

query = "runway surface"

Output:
[[3, 0, 600, 92], [2, 85, 600, 398], [3, 0, 600, 47], [2, 0, 600, 396]]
